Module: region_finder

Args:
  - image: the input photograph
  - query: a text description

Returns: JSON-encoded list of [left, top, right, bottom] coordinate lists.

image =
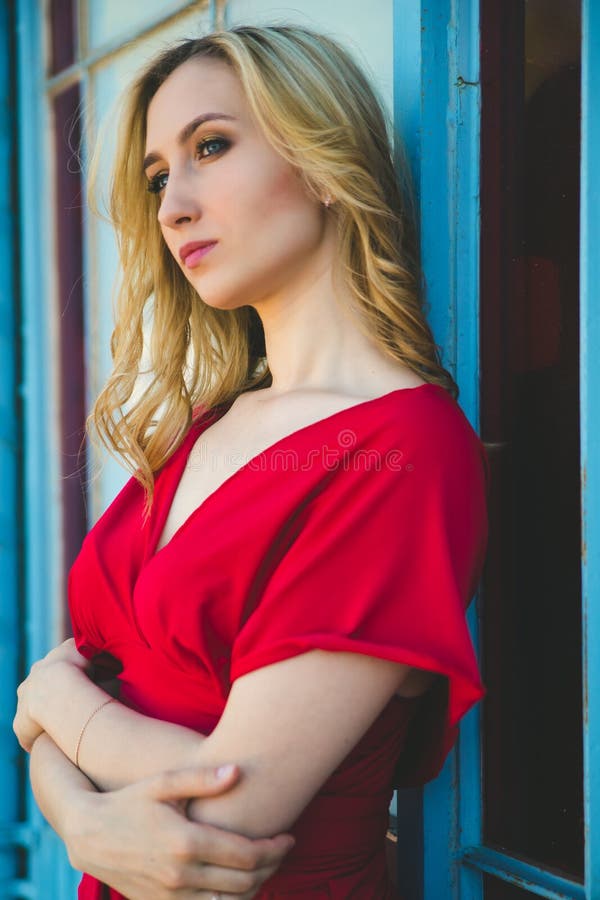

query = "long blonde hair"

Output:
[[88, 24, 457, 517]]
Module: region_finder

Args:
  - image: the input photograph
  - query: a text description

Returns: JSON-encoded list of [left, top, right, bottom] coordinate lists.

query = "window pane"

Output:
[[480, 0, 583, 879], [484, 875, 545, 899], [53, 83, 88, 588], [86, 0, 193, 49]]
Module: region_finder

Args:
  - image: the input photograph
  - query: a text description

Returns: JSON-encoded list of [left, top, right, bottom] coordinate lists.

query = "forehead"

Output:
[[145, 57, 245, 145]]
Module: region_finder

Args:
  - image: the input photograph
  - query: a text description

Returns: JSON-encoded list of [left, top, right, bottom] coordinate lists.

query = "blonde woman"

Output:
[[14, 25, 489, 900]]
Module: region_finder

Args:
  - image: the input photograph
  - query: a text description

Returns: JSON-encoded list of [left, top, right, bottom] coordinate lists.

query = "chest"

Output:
[[154, 411, 281, 552], [154, 392, 370, 553]]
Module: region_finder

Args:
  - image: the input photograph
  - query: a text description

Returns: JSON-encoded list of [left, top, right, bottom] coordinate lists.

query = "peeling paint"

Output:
[[455, 75, 480, 87]]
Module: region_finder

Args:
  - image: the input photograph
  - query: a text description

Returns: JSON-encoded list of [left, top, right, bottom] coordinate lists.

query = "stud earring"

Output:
[[323, 195, 332, 208]]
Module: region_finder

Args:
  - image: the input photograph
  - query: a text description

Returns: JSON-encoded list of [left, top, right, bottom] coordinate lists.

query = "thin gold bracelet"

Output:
[[75, 698, 115, 769]]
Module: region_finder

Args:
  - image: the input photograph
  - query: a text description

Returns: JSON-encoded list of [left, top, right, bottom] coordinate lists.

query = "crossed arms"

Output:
[[16, 638, 420, 897]]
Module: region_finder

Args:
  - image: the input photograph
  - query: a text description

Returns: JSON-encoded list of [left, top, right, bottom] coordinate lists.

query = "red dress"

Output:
[[69, 382, 489, 899]]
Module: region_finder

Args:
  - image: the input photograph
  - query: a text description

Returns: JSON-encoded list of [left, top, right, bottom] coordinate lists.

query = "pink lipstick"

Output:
[[179, 241, 218, 268]]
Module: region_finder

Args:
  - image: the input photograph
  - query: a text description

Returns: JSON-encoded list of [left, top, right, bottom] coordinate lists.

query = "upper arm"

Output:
[[187, 648, 412, 838]]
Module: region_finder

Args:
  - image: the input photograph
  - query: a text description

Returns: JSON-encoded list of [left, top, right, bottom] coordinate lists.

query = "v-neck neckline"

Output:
[[146, 382, 443, 563]]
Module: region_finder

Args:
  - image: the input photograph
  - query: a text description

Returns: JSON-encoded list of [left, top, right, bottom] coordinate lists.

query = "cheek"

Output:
[[224, 147, 310, 214], [261, 166, 309, 214], [231, 164, 318, 243]]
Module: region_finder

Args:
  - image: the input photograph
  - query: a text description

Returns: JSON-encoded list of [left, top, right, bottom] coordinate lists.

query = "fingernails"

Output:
[[215, 764, 236, 780]]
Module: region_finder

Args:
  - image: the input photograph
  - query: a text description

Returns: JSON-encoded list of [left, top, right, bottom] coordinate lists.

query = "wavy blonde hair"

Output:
[[88, 24, 457, 518]]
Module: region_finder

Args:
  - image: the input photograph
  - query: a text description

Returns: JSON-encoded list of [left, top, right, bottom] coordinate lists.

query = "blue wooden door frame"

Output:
[[15, 0, 83, 893], [0, 0, 25, 896], [393, 1, 483, 896], [393, 2, 599, 899]]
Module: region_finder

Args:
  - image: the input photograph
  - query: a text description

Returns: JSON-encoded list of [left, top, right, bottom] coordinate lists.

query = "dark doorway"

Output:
[[480, 0, 583, 882]]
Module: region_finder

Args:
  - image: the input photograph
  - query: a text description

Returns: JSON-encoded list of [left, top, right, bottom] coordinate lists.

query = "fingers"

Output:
[[12, 708, 43, 754], [225, 834, 296, 872], [181, 822, 295, 871], [158, 860, 276, 894], [148, 764, 240, 802], [137, 766, 294, 896]]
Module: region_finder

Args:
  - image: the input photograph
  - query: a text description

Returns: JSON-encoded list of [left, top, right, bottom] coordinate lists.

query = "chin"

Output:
[[193, 290, 248, 312], [188, 277, 257, 312]]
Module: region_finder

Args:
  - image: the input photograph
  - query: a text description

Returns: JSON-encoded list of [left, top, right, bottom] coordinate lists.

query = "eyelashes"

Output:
[[197, 135, 231, 158], [146, 136, 231, 195], [147, 172, 168, 195]]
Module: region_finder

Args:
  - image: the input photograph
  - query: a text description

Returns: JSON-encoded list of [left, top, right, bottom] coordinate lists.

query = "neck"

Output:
[[252, 272, 406, 398]]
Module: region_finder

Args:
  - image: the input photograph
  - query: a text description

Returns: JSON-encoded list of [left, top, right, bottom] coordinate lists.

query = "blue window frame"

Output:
[[9, 0, 599, 897], [0, 0, 24, 896], [580, 0, 600, 893]]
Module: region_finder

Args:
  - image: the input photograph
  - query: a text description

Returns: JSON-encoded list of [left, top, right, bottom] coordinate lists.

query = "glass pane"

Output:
[[49, 0, 77, 74], [484, 875, 545, 899], [53, 83, 88, 588], [87, 0, 193, 49], [480, 0, 583, 880]]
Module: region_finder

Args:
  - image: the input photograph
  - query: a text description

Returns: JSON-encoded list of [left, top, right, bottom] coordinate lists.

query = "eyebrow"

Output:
[[143, 113, 237, 172]]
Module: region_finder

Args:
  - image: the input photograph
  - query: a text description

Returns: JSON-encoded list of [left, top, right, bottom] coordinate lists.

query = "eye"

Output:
[[146, 137, 230, 196], [195, 136, 230, 159], [147, 171, 169, 195]]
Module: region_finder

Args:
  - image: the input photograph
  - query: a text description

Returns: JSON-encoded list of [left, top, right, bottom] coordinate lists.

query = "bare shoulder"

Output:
[[234, 367, 428, 422], [202, 367, 430, 466]]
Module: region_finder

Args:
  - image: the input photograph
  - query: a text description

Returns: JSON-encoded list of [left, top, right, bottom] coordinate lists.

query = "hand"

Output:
[[13, 639, 90, 752], [66, 764, 295, 899]]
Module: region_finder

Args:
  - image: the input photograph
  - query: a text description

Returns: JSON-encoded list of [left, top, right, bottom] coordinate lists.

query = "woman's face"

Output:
[[144, 56, 331, 311]]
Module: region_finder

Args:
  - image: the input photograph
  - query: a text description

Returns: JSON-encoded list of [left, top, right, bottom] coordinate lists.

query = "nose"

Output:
[[157, 171, 201, 230]]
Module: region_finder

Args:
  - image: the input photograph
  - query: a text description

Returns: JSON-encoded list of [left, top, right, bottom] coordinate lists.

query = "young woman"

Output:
[[14, 24, 489, 900]]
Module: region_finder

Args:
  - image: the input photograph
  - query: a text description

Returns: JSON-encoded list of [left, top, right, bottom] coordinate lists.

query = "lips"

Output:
[[179, 240, 218, 267]]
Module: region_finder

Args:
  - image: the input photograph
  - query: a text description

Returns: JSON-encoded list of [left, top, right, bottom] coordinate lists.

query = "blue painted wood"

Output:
[[392, 0, 422, 199], [418, 0, 455, 377], [449, 4, 484, 900], [419, 5, 462, 889], [462, 847, 586, 900], [580, 2, 600, 897], [452, 0, 482, 417], [413, 82, 484, 900], [394, 1, 484, 898], [15, 0, 83, 895], [393, 3, 454, 899], [0, 0, 22, 895]]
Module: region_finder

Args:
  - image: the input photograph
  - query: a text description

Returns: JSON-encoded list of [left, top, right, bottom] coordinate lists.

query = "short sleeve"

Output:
[[230, 399, 490, 787]]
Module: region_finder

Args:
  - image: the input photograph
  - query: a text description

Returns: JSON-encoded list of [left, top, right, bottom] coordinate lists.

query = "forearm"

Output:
[[30, 648, 405, 845], [36, 668, 206, 791], [28, 733, 94, 848]]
